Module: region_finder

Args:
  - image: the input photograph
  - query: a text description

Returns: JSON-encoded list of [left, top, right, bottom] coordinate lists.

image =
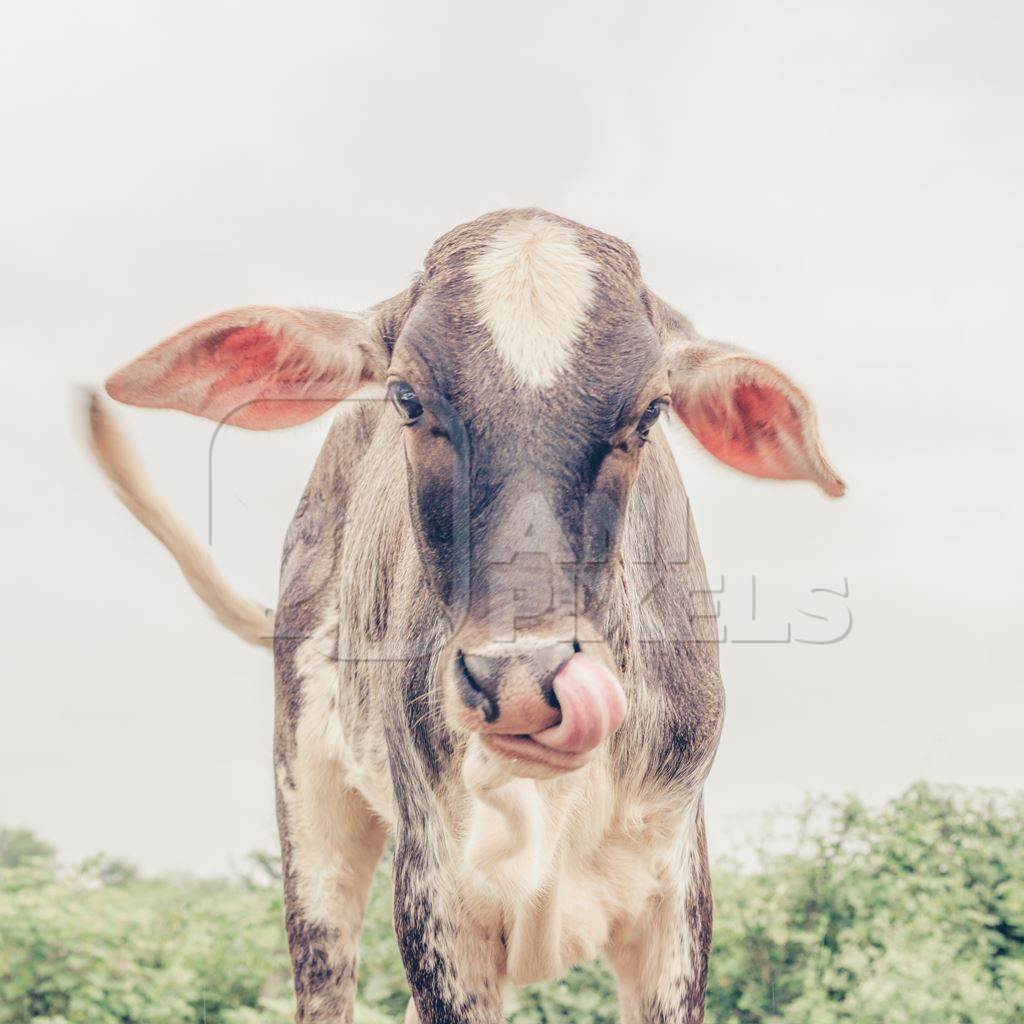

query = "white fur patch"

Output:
[[468, 217, 597, 388]]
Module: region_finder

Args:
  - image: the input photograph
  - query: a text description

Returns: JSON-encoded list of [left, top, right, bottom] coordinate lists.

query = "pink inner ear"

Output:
[[110, 324, 342, 430], [161, 325, 280, 393], [691, 381, 805, 480], [672, 351, 845, 495]]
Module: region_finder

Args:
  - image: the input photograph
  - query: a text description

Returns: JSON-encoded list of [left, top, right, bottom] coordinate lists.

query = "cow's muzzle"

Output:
[[447, 640, 627, 775]]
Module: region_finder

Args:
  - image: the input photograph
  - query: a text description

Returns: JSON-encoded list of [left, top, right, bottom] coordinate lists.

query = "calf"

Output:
[[88, 209, 844, 1024]]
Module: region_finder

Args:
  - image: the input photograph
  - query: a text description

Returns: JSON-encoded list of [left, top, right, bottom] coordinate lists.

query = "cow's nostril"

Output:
[[457, 650, 500, 723], [529, 641, 575, 710]]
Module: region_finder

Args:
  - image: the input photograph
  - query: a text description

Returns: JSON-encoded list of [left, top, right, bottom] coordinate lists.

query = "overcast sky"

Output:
[[2, 0, 1022, 875]]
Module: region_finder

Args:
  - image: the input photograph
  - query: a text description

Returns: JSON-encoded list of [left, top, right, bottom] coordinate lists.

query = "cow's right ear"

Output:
[[106, 306, 387, 429]]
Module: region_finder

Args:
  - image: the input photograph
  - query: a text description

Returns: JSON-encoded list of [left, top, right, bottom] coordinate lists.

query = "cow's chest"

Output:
[[455, 743, 682, 986]]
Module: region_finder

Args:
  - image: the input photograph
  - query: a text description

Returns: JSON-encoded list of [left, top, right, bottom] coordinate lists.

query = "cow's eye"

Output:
[[387, 380, 423, 423], [637, 399, 667, 440]]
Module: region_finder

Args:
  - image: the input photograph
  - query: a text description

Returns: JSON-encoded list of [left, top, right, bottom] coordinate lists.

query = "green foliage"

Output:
[[705, 784, 1024, 1024], [509, 961, 616, 1024], [77, 855, 140, 889], [1, 784, 1021, 1023], [0, 864, 289, 1024], [0, 830, 55, 871]]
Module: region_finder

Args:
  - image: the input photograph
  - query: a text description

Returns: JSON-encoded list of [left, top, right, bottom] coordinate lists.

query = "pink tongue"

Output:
[[532, 655, 627, 755]]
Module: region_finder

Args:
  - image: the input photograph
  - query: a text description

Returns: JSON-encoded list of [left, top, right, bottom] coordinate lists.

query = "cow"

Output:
[[86, 209, 844, 1024]]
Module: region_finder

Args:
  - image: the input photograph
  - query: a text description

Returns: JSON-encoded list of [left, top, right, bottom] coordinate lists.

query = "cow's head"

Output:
[[106, 210, 843, 778]]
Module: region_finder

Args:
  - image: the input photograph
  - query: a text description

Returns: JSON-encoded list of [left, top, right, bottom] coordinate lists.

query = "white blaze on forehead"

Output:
[[468, 216, 598, 388]]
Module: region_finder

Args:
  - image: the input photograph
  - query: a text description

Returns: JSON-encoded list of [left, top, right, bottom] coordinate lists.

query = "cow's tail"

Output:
[[84, 390, 276, 648]]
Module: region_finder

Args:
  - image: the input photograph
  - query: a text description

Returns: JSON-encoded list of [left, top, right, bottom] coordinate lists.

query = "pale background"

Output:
[[2, 0, 1021, 874]]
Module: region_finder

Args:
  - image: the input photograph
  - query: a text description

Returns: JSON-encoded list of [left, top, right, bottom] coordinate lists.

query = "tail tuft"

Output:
[[83, 389, 275, 648]]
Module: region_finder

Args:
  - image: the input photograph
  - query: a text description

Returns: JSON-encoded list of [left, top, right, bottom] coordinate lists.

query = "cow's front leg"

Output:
[[605, 804, 714, 1024], [276, 759, 388, 1023], [392, 825, 505, 1024]]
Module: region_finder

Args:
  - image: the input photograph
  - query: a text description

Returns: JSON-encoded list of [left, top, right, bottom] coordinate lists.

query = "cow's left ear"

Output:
[[652, 295, 845, 497], [106, 306, 388, 430]]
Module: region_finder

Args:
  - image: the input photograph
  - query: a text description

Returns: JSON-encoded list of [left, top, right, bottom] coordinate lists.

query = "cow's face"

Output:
[[105, 209, 844, 778], [385, 214, 666, 773]]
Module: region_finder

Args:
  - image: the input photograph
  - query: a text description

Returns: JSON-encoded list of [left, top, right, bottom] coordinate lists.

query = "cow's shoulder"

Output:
[[277, 392, 386, 636], [274, 393, 387, 745]]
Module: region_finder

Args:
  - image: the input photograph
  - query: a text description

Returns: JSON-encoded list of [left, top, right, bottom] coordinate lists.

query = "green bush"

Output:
[[0, 866, 288, 1024], [1, 784, 1020, 1023], [706, 784, 1024, 1024], [0, 831, 55, 872]]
